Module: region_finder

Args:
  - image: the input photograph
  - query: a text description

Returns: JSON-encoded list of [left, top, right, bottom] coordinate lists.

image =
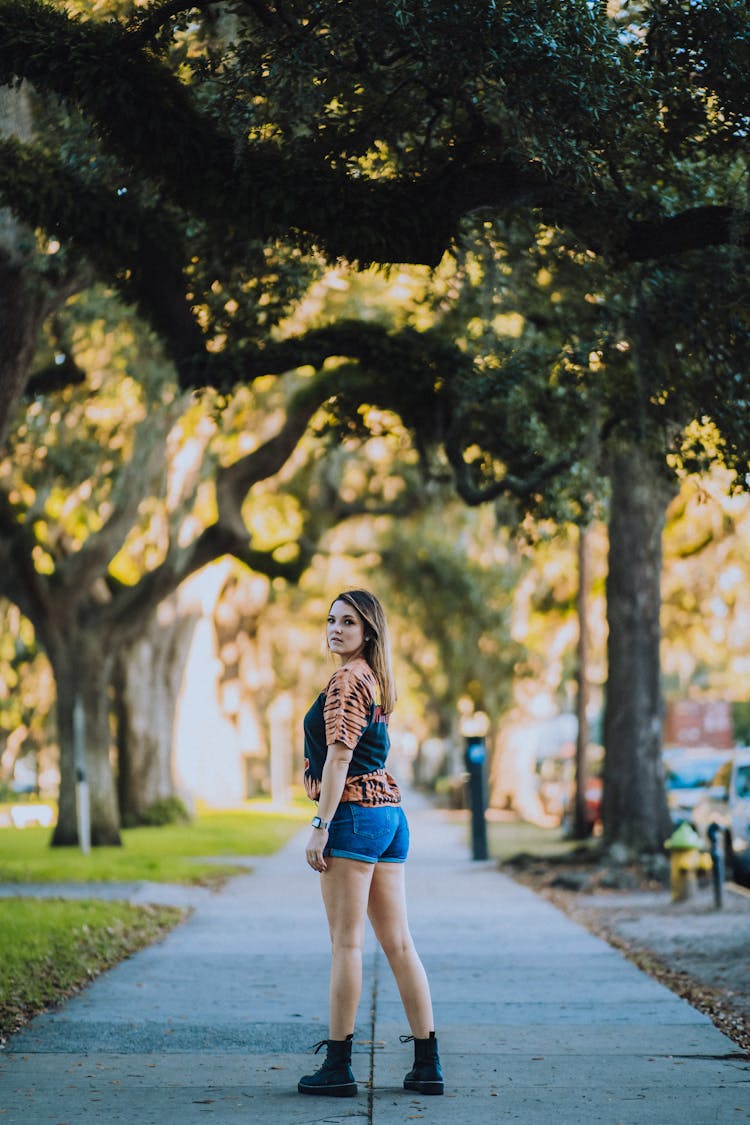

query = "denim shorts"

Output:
[[324, 803, 409, 864]]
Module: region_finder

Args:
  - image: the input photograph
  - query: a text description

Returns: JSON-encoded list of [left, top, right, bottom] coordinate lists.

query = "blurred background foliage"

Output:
[[2, 253, 750, 812]]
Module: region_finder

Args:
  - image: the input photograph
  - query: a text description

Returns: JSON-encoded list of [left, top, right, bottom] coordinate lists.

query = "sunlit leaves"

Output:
[[1, 287, 177, 558], [377, 502, 524, 729], [242, 487, 304, 553], [187, 238, 322, 358], [662, 466, 750, 697], [0, 601, 55, 772]]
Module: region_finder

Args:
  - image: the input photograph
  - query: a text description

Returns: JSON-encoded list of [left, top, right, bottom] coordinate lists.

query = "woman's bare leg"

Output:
[[320, 856, 375, 1039], [367, 862, 434, 1037]]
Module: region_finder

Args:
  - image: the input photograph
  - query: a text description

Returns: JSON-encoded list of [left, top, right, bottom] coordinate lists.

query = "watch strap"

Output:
[[311, 815, 330, 830]]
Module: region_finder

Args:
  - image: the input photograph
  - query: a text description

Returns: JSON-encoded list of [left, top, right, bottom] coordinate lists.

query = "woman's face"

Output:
[[327, 599, 366, 663]]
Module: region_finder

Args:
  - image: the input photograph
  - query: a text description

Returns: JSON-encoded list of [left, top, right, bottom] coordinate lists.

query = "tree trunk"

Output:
[[115, 598, 199, 825], [50, 652, 78, 847], [50, 630, 121, 847], [602, 447, 673, 854]]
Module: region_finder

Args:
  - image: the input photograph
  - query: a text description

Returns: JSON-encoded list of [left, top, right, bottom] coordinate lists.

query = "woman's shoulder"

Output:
[[326, 657, 377, 695]]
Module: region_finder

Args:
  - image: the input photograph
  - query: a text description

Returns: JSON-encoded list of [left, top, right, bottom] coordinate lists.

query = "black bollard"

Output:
[[707, 822, 724, 910], [464, 735, 489, 861]]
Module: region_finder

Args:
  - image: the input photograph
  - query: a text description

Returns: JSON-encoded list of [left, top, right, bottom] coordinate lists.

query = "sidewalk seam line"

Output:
[[367, 945, 380, 1123]]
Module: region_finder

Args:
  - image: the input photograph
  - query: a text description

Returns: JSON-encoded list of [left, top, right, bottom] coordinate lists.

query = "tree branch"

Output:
[[86, 372, 335, 631], [87, 350, 429, 634], [124, 0, 220, 49], [623, 206, 750, 261], [444, 421, 573, 506], [25, 354, 87, 397], [0, 136, 211, 384], [0, 487, 54, 628], [56, 403, 182, 593], [214, 368, 342, 537], [90, 520, 307, 636]]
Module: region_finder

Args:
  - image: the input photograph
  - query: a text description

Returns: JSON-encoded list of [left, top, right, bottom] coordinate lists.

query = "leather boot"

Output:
[[297, 1034, 357, 1097], [401, 1031, 444, 1095]]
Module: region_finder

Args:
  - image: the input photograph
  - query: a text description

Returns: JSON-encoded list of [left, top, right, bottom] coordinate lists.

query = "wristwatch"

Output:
[[311, 815, 330, 830]]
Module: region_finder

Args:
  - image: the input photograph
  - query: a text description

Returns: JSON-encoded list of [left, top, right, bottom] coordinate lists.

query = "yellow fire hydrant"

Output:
[[664, 821, 713, 902]]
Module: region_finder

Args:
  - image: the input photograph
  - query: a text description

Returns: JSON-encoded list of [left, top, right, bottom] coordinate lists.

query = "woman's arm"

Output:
[[305, 740, 352, 872]]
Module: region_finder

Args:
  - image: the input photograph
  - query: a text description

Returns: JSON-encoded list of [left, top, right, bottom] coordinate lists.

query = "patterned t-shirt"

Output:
[[304, 657, 401, 807]]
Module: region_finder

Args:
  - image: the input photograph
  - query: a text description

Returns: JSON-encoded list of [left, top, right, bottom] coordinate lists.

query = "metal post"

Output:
[[73, 694, 91, 855], [707, 822, 724, 910], [464, 735, 488, 861]]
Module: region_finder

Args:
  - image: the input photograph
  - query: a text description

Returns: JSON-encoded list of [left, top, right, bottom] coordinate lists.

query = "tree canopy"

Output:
[[0, 0, 749, 409]]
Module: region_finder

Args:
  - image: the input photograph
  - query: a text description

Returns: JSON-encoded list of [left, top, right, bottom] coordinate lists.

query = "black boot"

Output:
[[401, 1031, 444, 1095], [297, 1034, 357, 1097]]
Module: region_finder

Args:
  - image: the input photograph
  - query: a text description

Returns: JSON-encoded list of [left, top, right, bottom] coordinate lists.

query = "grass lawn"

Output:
[[0, 898, 185, 1043], [0, 806, 309, 885], [0, 805, 311, 1043], [485, 812, 600, 864]]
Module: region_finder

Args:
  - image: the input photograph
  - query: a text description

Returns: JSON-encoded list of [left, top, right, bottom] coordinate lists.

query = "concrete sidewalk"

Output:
[[1, 801, 748, 1124]]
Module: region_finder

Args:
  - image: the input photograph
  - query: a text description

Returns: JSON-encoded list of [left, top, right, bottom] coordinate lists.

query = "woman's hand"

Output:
[[305, 826, 329, 872], [304, 774, 321, 801]]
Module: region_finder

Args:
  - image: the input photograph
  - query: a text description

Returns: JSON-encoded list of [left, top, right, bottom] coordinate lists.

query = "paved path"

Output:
[[1, 801, 748, 1124]]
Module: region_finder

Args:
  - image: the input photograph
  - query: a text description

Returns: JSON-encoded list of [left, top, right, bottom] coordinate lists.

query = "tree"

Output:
[[394, 214, 750, 853], [0, 295, 355, 844], [113, 590, 200, 826], [377, 506, 524, 744]]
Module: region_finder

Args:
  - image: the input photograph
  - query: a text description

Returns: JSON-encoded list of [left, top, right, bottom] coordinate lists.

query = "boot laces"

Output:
[[399, 1035, 415, 1044]]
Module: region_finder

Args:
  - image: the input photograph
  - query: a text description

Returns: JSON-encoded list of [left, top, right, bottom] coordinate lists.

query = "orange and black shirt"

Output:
[[303, 657, 401, 807]]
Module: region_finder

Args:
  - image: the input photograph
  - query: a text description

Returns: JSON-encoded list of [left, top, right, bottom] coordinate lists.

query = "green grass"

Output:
[[0, 807, 308, 885], [0, 898, 185, 1042], [485, 814, 600, 864]]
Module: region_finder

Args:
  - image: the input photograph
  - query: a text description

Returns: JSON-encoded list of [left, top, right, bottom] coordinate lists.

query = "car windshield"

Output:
[[736, 765, 750, 800], [665, 759, 722, 789]]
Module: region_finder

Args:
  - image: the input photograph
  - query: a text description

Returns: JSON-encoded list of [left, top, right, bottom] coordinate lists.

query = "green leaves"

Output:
[[0, 0, 747, 293]]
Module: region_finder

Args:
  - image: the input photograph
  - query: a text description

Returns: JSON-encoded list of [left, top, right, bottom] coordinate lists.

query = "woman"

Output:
[[298, 588, 443, 1098]]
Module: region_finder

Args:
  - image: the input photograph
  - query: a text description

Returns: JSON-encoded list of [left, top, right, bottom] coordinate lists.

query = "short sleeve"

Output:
[[324, 663, 374, 750]]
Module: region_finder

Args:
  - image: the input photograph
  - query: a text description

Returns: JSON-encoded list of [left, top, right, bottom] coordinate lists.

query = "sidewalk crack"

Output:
[[367, 946, 380, 1124]]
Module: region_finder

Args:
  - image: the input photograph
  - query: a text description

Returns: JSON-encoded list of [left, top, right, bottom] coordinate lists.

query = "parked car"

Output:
[[692, 749, 750, 885], [662, 747, 733, 827]]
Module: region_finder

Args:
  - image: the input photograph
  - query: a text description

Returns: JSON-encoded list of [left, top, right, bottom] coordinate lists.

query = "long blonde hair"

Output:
[[330, 589, 397, 714]]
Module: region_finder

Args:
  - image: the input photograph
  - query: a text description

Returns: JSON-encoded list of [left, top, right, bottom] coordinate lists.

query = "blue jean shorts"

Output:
[[324, 803, 409, 864]]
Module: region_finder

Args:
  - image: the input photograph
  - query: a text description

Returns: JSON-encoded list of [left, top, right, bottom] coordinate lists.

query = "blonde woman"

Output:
[[298, 589, 443, 1098]]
